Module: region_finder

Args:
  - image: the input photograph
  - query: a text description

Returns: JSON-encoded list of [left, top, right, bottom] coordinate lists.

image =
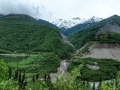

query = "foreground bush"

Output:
[[101, 72, 120, 90], [53, 65, 92, 90]]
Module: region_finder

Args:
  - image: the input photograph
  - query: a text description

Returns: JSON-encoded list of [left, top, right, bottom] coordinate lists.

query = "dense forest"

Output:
[[0, 14, 73, 58], [68, 58, 120, 81]]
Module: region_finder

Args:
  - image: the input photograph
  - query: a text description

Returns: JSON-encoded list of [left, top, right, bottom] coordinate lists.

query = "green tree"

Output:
[[0, 60, 18, 90], [0, 60, 8, 80], [53, 65, 92, 90]]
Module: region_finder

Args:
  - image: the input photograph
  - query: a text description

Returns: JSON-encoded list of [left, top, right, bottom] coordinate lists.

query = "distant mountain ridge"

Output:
[[0, 14, 61, 31], [0, 14, 103, 36], [49, 17, 86, 30], [49, 16, 103, 31], [0, 14, 4, 17], [64, 21, 96, 36], [63, 16, 103, 36]]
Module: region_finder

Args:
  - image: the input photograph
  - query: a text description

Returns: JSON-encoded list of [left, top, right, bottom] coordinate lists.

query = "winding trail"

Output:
[[0, 53, 29, 56]]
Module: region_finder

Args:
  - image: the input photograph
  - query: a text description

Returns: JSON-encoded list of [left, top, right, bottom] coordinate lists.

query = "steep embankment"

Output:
[[83, 43, 120, 60]]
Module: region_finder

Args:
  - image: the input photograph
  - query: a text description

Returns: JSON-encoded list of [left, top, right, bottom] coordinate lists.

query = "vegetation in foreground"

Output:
[[0, 53, 60, 76], [0, 60, 91, 90], [1, 60, 120, 90]]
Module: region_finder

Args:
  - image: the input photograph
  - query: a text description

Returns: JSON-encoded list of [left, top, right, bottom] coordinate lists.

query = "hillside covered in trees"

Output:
[[0, 14, 73, 58], [69, 15, 120, 49]]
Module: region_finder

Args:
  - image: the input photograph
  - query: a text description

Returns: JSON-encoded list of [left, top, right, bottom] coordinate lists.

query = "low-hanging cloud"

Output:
[[0, 0, 52, 20], [0, 0, 120, 20]]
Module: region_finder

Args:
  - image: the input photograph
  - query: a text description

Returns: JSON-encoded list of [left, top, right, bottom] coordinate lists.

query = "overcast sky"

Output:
[[0, 0, 120, 20]]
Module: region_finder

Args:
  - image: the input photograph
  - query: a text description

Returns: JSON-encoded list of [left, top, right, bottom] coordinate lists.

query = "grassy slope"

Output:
[[0, 14, 73, 58]]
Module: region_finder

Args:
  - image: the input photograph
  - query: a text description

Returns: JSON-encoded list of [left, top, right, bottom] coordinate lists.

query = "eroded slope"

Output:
[[83, 43, 120, 60]]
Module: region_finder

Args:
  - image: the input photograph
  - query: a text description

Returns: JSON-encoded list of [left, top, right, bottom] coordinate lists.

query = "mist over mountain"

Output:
[[0, 1, 52, 20]]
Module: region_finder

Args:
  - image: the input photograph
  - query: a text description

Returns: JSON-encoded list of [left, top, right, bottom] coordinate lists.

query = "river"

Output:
[[50, 60, 69, 83]]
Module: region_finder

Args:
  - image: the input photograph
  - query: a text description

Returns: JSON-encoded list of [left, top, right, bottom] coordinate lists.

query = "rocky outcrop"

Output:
[[96, 22, 120, 38]]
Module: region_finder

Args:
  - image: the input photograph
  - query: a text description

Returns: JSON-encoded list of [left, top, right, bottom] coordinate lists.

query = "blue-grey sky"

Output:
[[0, 0, 120, 20]]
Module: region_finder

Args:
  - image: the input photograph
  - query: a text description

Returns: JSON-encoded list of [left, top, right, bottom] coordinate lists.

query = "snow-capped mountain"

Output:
[[49, 16, 103, 30], [87, 16, 103, 23], [49, 17, 86, 30]]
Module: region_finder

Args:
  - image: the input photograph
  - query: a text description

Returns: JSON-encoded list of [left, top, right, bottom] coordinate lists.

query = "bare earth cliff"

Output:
[[83, 43, 120, 60]]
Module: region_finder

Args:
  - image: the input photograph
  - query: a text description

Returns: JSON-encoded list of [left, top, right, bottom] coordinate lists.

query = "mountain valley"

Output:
[[0, 14, 120, 90]]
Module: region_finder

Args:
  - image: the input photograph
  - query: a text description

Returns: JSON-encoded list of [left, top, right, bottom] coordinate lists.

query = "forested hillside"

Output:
[[69, 15, 120, 49], [0, 14, 73, 58], [64, 22, 95, 36], [38, 19, 61, 31]]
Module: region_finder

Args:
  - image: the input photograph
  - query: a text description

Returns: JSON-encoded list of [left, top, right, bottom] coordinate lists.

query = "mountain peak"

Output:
[[110, 14, 120, 19], [49, 16, 102, 30], [112, 14, 119, 17], [5, 14, 35, 21], [49, 17, 87, 30], [87, 16, 103, 23]]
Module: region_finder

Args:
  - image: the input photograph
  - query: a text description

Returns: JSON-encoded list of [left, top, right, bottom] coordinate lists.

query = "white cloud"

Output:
[[0, 0, 120, 20], [0, 0, 52, 20]]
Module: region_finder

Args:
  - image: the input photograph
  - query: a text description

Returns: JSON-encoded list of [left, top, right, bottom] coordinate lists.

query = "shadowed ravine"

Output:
[[60, 32, 74, 47]]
